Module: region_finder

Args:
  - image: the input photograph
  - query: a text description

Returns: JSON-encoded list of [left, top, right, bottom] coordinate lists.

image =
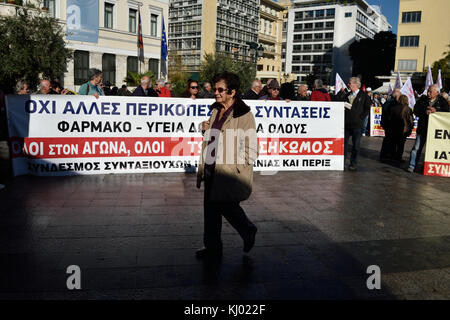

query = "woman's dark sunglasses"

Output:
[[190, 86, 199, 89], [214, 87, 228, 93]]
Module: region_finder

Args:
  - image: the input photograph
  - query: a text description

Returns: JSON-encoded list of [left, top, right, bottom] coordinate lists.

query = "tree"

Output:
[[431, 44, 450, 91], [349, 31, 397, 89], [0, 6, 72, 93], [200, 53, 255, 94], [168, 50, 190, 97], [124, 71, 155, 87]]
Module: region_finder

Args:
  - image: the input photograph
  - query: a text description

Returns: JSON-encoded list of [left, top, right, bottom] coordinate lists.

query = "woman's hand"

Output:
[[201, 121, 210, 132], [93, 93, 100, 99]]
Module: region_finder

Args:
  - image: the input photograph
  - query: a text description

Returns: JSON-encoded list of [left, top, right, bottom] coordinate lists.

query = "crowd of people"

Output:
[[7, 69, 450, 174]]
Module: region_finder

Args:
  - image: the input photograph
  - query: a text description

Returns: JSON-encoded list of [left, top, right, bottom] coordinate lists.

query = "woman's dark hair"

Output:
[[184, 79, 199, 97], [88, 68, 102, 81], [212, 72, 241, 97]]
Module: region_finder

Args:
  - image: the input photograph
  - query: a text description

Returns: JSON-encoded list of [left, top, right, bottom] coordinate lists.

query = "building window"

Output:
[[400, 36, 420, 47], [301, 66, 310, 72], [314, 44, 322, 50], [127, 56, 138, 74], [325, 32, 333, 40], [102, 53, 116, 85], [315, 10, 324, 17], [304, 34, 312, 40], [292, 66, 300, 73], [398, 60, 417, 71], [105, 3, 114, 29], [345, 12, 352, 18], [305, 10, 314, 18], [326, 9, 335, 17], [129, 9, 137, 33], [148, 58, 159, 76], [402, 11, 421, 23], [74, 50, 89, 86], [295, 12, 303, 20], [43, 0, 56, 18], [151, 14, 158, 37]]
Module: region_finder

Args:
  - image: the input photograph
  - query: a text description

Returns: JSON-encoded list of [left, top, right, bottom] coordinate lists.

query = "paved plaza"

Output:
[[1, 137, 450, 300]]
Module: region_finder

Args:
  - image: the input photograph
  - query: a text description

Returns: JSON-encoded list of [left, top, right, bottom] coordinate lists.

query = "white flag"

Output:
[[401, 77, 416, 109], [422, 64, 434, 95], [436, 69, 443, 90], [394, 72, 403, 89], [335, 73, 348, 95], [387, 83, 393, 96]]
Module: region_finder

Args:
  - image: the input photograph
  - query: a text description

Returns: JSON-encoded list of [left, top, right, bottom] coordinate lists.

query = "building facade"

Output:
[[395, 0, 450, 75], [285, 0, 390, 84], [168, 0, 259, 75], [256, 0, 284, 84], [1, 0, 168, 91]]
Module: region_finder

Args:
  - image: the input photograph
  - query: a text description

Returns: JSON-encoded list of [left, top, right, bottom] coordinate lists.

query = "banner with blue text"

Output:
[[6, 96, 344, 176]]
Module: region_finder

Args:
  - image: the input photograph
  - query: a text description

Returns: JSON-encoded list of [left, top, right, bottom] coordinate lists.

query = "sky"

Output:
[[366, 0, 399, 34]]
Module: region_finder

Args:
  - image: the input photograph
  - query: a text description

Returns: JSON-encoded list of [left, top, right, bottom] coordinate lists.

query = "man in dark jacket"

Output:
[[341, 77, 372, 171], [242, 80, 262, 100], [310, 79, 331, 101], [407, 85, 449, 173], [132, 76, 158, 97]]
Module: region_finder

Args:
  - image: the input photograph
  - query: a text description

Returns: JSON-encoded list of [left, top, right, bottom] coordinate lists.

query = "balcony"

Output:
[[258, 33, 277, 44]]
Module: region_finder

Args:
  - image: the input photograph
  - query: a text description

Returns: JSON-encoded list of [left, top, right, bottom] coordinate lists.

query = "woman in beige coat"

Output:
[[196, 72, 259, 259]]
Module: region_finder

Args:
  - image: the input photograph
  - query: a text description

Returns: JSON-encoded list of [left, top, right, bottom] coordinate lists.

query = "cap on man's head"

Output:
[[268, 79, 280, 89]]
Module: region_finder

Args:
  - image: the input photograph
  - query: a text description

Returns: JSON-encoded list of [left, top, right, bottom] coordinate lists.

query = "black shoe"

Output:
[[195, 247, 222, 259], [243, 226, 257, 253], [348, 164, 357, 171]]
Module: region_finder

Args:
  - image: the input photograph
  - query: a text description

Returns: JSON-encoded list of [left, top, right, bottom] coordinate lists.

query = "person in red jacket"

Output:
[[155, 79, 171, 97], [310, 79, 331, 101]]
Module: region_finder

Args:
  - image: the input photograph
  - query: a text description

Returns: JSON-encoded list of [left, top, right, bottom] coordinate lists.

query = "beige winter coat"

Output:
[[197, 99, 258, 203]]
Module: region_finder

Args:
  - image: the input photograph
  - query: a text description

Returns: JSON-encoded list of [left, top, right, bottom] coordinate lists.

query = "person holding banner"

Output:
[[341, 77, 371, 171], [132, 75, 158, 97], [407, 85, 449, 173], [196, 72, 258, 259], [78, 68, 105, 98]]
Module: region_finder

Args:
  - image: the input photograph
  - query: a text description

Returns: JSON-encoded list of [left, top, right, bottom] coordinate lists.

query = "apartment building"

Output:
[[168, 0, 259, 75], [285, 0, 390, 84], [395, 0, 450, 75]]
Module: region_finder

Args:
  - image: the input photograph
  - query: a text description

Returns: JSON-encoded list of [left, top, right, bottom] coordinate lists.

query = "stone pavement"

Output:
[[1, 137, 450, 300]]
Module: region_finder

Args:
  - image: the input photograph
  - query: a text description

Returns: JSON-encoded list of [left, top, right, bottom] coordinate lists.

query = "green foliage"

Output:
[[168, 50, 190, 97], [200, 52, 256, 94], [124, 70, 155, 87], [0, 6, 72, 93], [431, 44, 450, 91]]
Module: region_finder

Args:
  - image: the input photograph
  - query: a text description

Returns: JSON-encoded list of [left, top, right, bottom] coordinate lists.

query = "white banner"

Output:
[[6, 96, 345, 176]]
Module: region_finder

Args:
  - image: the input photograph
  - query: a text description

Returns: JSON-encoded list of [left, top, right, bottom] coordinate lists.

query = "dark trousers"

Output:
[[380, 129, 407, 161], [344, 128, 362, 166], [391, 132, 408, 161], [203, 169, 255, 250]]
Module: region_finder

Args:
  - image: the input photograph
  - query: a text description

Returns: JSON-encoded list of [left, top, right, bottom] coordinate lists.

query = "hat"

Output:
[[268, 79, 280, 89]]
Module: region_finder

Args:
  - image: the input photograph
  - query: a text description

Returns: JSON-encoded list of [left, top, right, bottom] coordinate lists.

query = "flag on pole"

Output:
[[436, 69, 443, 90], [387, 83, 393, 96], [334, 73, 348, 95], [137, 7, 144, 64], [160, 16, 168, 78], [394, 72, 403, 89], [400, 77, 416, 109], [422, 64, 433, 95]]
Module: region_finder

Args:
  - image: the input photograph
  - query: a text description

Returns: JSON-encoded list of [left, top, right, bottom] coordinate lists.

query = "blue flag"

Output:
[[161, 16, 168, 77]]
